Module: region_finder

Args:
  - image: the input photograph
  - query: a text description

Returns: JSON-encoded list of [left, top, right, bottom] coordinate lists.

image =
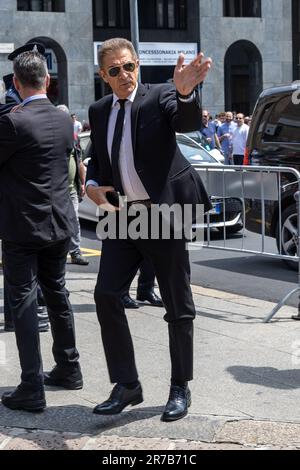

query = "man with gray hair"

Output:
[[0, 51, 82, 412], [87, 38, 212, 422]]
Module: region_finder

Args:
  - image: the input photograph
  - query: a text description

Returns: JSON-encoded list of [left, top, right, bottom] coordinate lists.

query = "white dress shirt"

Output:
[[232, 124, 249, 155], [87, 85, 149, 202]]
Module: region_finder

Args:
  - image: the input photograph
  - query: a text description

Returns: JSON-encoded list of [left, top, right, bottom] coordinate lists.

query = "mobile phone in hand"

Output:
[[106, 190, 123, 208]]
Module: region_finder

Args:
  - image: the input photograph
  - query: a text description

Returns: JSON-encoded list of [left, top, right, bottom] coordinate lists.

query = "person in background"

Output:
[[217, 111, 237, 165], [71, 113, 82, 134], [57, 105, 89, 266], [121, 258, 163, 309], [244, 116, 252, 127], [82, 121, 91, 132], [218, 112, 226, 125], [232, 113, 249, 166], [201, 109, 221, 150]]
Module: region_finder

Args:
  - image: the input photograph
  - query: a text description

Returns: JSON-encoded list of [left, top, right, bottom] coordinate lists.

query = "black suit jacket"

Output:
[[0, 99, 76, 244], [87, 83, 212, 215]]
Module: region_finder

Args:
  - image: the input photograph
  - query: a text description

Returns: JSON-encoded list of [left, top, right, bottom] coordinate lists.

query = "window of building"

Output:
[[93, 0, 130, 28], [263, 96, 300, 144], [17, 0, 65, 11], [138, 0, 187, 29], [223, 0, 261, 17], [93, 0, 186, 30]]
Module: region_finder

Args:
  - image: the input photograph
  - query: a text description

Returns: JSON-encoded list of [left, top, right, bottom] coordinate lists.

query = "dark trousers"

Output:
[[95, 237, 195, 384], [4, 280, 45, 324], [233, 154, 244, 165], [123, 258, 156, 296], [2, 238, 79, 388]]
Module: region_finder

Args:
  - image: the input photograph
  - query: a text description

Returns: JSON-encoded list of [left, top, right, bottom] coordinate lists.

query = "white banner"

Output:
[[0, 43, 14, 54], [94, 42, 198, 67], [139, 42, 198, 66]]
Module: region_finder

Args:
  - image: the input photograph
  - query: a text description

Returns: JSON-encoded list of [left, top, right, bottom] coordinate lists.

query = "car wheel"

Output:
[[276, 203, 298, 271]]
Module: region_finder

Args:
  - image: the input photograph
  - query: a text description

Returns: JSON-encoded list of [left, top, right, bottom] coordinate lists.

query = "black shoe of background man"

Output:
[[121, 294, 140, 309], [161, 385, 191, 422], [70, 252, 89, 266], [1, 383, 46, 412], [93, 382, 143, 415], [4, 319, 49, 333], [44, 364, 83, 390], [37, 305, 49, 321], [136, 289, 163, 307]]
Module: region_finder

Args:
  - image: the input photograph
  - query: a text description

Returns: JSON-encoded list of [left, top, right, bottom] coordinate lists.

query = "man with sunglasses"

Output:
[[86, 38, 212, 422]]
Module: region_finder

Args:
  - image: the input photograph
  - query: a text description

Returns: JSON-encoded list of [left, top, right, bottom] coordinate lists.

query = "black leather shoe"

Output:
[[136, 290, 163, 307], [44, 364, 83, 390], [1, 383, 46, 412], [93, 382, 143, 415], [70, 253, 89, 266], [161, 385, 191, 422], [121, 294, 140, 309], [4, 320, 49, 333]]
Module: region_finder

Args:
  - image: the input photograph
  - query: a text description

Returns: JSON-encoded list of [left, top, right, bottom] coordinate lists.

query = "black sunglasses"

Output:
[[108, 62, 136, 77]]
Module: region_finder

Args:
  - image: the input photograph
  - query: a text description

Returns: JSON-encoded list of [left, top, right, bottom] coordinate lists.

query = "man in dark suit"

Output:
[[0, 50, 82, 412], [1, 44, 50, 333], [86, 38, 212, 422]]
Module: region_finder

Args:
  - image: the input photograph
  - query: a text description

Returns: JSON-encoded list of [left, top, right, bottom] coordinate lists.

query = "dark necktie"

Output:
[[111, 99, 127, 195]]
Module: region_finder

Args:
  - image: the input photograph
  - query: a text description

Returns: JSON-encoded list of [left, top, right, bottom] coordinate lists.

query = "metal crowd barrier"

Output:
[[194, 164, 300, 323]]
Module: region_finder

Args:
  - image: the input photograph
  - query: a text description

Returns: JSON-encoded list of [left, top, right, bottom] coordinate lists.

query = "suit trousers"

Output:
[[94, 236, 196, 384], [2, 238, 79, 388]]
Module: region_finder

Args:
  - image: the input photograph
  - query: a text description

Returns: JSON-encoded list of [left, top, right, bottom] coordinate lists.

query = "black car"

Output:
[[245, 82, 300, 268]]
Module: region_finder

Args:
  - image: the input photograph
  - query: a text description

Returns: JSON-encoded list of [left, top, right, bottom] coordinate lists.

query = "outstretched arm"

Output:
[[173, 52, 212, 96]]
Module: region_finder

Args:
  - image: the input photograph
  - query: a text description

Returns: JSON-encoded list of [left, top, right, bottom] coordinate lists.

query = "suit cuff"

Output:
[[86, 179, 99, 188], [177, 91, 196, 103]]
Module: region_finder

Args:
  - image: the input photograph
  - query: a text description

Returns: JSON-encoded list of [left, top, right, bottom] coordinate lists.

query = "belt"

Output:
[[127, 199, 152, 208]]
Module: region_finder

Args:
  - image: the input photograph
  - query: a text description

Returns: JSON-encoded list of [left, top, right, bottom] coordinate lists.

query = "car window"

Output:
[[250, 102, 274, 148], [263, 95, 300, 143], [176, 138, 215, 163]]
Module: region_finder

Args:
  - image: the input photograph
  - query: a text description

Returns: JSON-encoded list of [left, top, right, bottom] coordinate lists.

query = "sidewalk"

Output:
[[1, 269, 300, 450]]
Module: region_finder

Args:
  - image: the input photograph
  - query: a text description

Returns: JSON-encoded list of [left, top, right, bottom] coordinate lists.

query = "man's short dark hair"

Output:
[[13, 51, 48, 90]]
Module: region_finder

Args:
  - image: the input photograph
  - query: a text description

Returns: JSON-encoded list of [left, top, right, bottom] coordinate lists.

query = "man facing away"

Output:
[[0, 51, 82, 412], [86, 38, 212, 422]]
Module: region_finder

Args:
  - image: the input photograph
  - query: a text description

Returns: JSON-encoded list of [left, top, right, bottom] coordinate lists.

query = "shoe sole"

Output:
[[44, 380, 83, 390], [93, 395, 144, 415], [136, 299, 163, 307], [2, 400, 46, 412]]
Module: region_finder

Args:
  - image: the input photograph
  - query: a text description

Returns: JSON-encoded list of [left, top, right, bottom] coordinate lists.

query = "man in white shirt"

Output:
[[86, 38, 212, 422], [232, 113, 249, 165], [71, 113, 82, 134]]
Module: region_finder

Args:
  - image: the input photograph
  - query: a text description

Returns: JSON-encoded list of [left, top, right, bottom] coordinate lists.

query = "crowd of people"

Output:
[[200, 110, 251, 165], [0, 37, 214, 423]]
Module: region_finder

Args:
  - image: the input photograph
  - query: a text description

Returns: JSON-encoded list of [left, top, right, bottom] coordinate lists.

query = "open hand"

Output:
[[173, 52, 212, 96]]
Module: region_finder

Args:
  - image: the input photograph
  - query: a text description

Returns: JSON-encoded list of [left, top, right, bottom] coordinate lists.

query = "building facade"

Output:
[[0, 0, 94, 119], [0, 0, 298, 120]]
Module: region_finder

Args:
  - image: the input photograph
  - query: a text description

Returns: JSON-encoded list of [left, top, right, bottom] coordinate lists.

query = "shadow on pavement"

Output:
[[193, 255, 297, 284], [0, 398, 164, 442], [227, 366, 300, 390]]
